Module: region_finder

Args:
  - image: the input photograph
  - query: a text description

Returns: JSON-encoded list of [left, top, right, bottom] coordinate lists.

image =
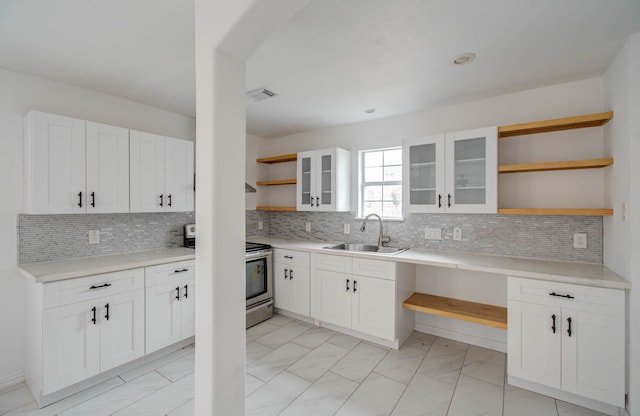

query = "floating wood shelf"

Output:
[[498, 208, 614, 216], [498, 111, 613, 138], [256, 153, 297, 164], [256, 206, 297, 212], [402, 293, 507, 329], [498, 158, 613, 174], [256, 179, 297, 186]]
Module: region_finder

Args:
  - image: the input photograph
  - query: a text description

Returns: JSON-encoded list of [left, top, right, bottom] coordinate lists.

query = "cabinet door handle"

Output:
[[284, 268, 289, 279], [89, 283, 112, 290], [346, 279, 350, 292], [184, 284, 188, 299], [174, 268, 189, 273], [549, 292, 575, 299], [78, 191, 83, 208], [447, 193, 452, 208], [567, 317, 572, 337], [104, 303, 110, 321], [91, 306, 97, 325], [168, 194, 172, 207], [90, 191, 96, 208], [284, 255, 293, 259], [159, 194, 164, 207], [176, 286, 181, 301], [310, 197, 314, 207], [290, 269, 293, 280], [353, 280, 357, 293], [551, 314, 556, 334], [438, 194, 442, 208]]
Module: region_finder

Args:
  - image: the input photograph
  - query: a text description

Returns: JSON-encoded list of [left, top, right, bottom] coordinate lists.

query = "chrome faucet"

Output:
[[360, 213, 391, 247]]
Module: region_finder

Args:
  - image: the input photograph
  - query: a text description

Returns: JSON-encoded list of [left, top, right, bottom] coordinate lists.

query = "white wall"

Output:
[[0, 67, 195, 387], [264, 77, 606, 212], [245, 133, 270, 210], [603, 32, 640, 415]]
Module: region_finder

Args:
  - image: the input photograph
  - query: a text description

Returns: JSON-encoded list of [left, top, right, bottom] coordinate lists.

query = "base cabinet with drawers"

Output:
[[507, 277, 625, 408], [273, 249, 311, 317], [145, 260, 196, 354]]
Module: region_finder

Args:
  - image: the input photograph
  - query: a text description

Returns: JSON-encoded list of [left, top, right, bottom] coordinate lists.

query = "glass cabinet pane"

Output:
[[409, 143, 437, 206], [321, 154, 332, 205], [453, 137, 486, 205], [301, 156, 311, 205]]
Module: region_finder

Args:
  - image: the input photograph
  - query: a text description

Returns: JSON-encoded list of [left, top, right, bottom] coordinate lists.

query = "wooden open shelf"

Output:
[[256, 153, 297, 164], [498, 158, 613, 174], [403, 293, 507, 329], [498, 208, 614, 216], [256, 206, 297, 212], [256, 179, 297, 186], [498, 111, 613, 138]]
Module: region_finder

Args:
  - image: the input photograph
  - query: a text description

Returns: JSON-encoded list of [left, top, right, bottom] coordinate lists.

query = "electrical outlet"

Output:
[[573, 233, 587, 249], [88, 230, 100, 245], [343, 224, 350, 234], [305, 222, 311, 232], [453, 227, 462, 241], [425, 227, 442, 240], [258, 220, 264, 230]]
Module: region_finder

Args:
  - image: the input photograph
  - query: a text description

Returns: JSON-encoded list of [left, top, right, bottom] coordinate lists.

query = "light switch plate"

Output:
[[453, 227, 462, 241], [258, 220, 264, 230], [305, 222, 311, 232], [425, 227, 442, 240], [343, 224, 350, 234], [573, 233, 587, 249], [88, 230, 100, 245]]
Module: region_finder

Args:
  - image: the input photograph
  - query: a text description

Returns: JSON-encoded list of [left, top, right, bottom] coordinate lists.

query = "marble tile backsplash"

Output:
[[18, 212, 195, 263], [251, 211, 602, 263]]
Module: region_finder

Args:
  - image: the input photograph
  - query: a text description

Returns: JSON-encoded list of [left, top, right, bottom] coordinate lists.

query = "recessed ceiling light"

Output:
[[452, 53, 476, 65], [364, 108, 376, 114]]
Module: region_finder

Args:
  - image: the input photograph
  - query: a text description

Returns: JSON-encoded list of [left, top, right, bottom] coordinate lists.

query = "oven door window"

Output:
[[246, 257, 268, 300]]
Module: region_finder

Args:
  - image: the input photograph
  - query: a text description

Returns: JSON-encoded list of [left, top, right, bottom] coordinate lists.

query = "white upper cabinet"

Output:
[[297, 148, 350, 212], [130, 131, 194, 213], [403, 127, 497, 214], [24, 111, 130, 214]]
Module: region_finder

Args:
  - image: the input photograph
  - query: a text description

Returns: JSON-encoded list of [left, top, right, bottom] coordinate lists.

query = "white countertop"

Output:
[[247, 236, 631, 290], [19, 247, 196, 284]]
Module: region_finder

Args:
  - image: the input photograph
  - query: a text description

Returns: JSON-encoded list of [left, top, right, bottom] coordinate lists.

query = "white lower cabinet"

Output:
[[145, 260, 196, 354], [507, 277, 625, 408], [273, 249, 311, 317]]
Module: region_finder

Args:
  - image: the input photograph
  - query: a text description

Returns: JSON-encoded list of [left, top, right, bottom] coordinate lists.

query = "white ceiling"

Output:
[[1, 0, 639, 138]]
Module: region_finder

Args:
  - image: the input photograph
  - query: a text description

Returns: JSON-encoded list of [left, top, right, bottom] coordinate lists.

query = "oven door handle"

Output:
[[245, 250, 272, 260]]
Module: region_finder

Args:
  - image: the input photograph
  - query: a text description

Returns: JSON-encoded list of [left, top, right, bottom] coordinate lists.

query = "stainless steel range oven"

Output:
[[246, 242, 273, 328]]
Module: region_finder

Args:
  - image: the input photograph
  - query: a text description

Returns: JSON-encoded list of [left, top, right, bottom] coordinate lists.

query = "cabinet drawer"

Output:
[[273, 249, 310, 267], [508, 277, 624, 316], [352, 257, 396, 280], [313, 253, 352, 273], [145, 260, 195, 287], [43, 268, 144, 309]]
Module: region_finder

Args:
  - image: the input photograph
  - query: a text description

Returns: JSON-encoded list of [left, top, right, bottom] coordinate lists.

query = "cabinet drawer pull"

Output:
[[176, 286, 181, 301], [168, 194, 172, 207], [346, 279, 350, 292], [91, 306, 97, 325], [90, 191, 96, 208], [159, 194, 164, 207], [104, 303, 110, 321], [549, 292, 575, 299], [89, 283, 112, 290], [284, 268, 289, 279], [174, 268, 189, 273], [551, 314, 556, 334], [567, 317, 572, 337], [447, 193, 452, 208], [184, 284, 188, 299], [284, 255, 293, 259], [78, 191, 83, 208]]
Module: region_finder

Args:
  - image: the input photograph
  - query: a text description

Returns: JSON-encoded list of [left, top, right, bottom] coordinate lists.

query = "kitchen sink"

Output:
[[324, 243, 408, 255]]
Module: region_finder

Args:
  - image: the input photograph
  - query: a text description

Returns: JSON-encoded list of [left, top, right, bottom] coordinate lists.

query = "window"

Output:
[[359, 147, 402, 219]]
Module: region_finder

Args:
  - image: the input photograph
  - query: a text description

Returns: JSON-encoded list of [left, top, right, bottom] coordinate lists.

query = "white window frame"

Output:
[[358, 146, 403, 220]]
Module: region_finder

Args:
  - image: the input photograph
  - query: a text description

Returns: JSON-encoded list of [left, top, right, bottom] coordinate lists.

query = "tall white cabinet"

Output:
[[403, 127, 497, 214], [25, 111, 129, 214], [296, 148, 350, 211], [129, 130, 194, 213]]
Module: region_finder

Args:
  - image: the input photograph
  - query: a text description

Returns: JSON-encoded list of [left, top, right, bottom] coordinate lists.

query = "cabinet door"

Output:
[[403, 135, 445, 213], [273, 262, 292, 311], [100, 289, 145, 371], [25, 111, 86, 214], [130, 130, 165, 212], [351, 275, 395, 340], [318, 269, 351, 328], [288, 266, 310, 317], [561, 308, 624, 406], [316, 149, 336, 211], [86, 121, 130, 213], [297, 150, 316, 211], [42, 299, 100, 393], [164, 137, 194, 212], [146, 282, 182, 354], [507, 301, 561, 389], [445, 127, 497, 213], [180, 277, 196, 339]]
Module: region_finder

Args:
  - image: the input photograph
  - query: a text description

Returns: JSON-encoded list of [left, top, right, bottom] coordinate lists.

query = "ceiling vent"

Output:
[[247, 87, 278, 102]]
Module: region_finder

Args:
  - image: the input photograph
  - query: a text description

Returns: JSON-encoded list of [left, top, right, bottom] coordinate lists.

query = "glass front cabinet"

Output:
[[403, 127, 497, 214], [296, 147, 350, 212]]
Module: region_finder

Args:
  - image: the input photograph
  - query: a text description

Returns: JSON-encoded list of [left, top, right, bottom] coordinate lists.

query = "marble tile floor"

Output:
[[0, 314, 607, 416]]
